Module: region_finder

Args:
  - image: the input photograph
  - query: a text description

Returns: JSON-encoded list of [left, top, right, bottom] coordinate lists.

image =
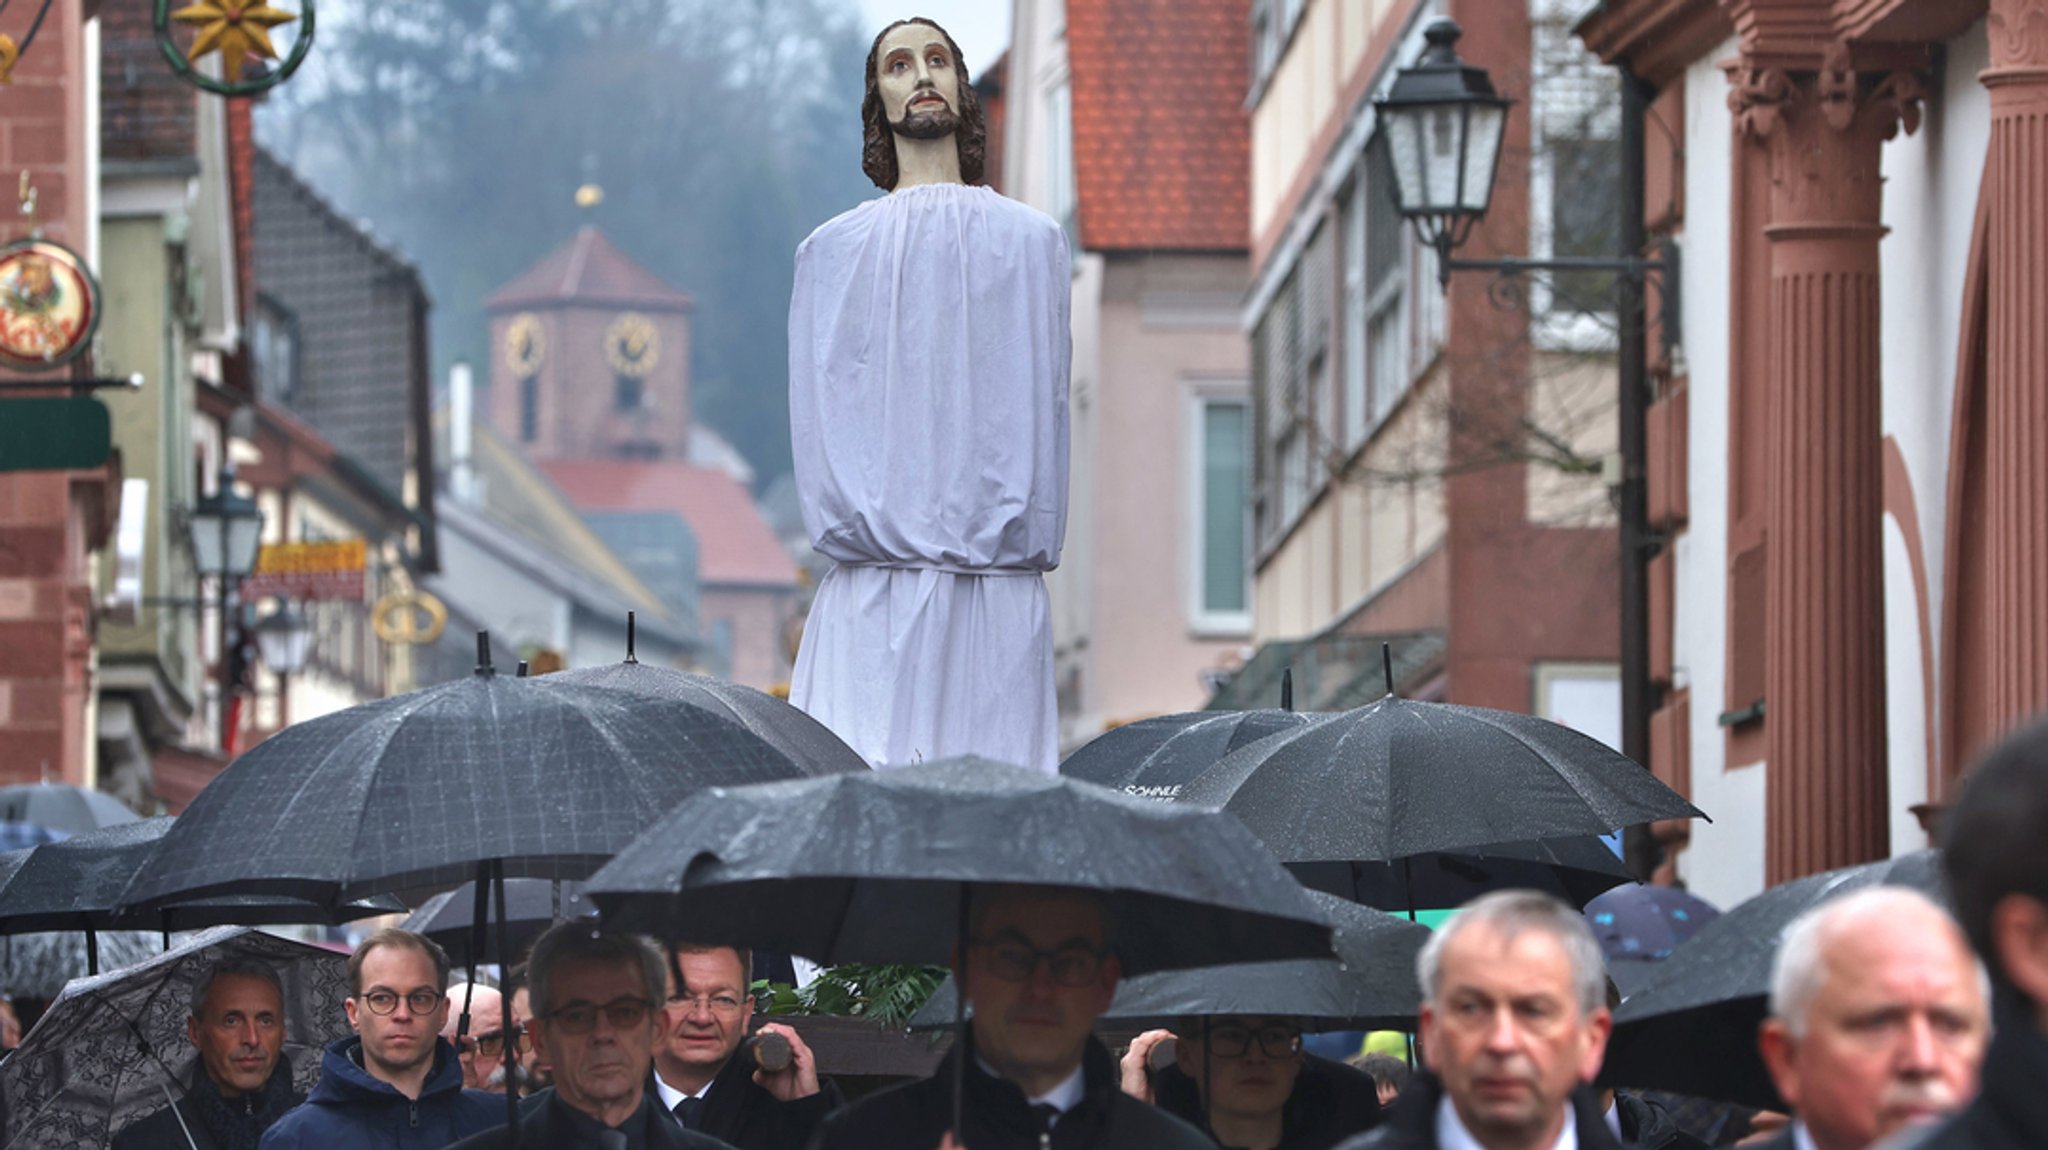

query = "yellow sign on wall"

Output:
[[243, 539, 368, 600]]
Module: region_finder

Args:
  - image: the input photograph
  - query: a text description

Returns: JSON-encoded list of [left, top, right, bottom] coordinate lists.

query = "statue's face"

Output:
[[874, 22, 961, 135]]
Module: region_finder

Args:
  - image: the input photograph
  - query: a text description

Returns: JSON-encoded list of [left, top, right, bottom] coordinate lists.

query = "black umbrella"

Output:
[[1601, 851, 1945, 1109], [548, 642, 867, 779], [1176, 694, 1703, 910], [587, 757, 1335, 1138], [911, 890, 1431, 1034], [587, 757, 1333, 973], [401, 878, 595, 965], [1286, 838, 1639, 911], [120, 635, 865, 1139], [0, 818, 402, 938], [1060, 709, 1317, 799], [121, 637, 866, 910], [0, 783, 138, 835], [0, 930, 159, 1000]]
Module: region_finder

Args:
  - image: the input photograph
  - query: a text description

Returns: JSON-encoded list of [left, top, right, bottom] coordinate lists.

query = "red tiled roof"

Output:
[[538, 459, 798, 588], [1067, 0, 1250, 253], [485, 226, 695, 313]]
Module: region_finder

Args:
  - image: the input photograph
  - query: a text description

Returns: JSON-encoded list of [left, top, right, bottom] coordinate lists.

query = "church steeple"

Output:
[[483, 227, 695, 462]]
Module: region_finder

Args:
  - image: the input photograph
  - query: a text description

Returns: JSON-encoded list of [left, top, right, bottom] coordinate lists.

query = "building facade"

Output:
[[1222, 0, 1624, 740], [1579, 0, 2048, 905], [1005, 0, 1264, 748]]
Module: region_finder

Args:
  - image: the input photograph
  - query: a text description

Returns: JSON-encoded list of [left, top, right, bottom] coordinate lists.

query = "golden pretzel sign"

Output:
[[371, 590, 448, 646]]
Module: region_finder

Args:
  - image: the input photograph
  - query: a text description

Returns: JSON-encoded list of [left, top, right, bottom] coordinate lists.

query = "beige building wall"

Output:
[[1250, 0, 1412, 245], [1253, 369, 1449, 643]]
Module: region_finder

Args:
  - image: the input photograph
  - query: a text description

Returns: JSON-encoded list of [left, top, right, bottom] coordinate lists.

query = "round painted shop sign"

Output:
[[0, 239, 101, 372]]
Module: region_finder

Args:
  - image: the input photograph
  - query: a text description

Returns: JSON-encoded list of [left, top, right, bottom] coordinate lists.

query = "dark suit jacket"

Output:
[[1332, 1073, 1635, 1150], [444, 1090, 735, 1150], [684, 1042, 844, 1150]]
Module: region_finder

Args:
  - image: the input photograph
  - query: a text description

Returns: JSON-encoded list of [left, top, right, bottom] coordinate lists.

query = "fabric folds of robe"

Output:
[[788, 183, 1070, 773]]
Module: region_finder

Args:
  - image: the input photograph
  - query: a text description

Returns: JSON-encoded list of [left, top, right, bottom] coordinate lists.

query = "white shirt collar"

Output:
[[652, 1068, 716, 1111], [974, 1057, 1086, 1122], [1793, 1123, 1819, 1150], [1437, 1094, 1579, 1150]]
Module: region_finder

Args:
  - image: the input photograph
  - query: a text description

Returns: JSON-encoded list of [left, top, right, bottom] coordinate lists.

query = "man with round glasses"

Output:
[[1121, 1016, 1385, 1150], [654, 942, 840, 1149], [260, 928, 499, 1148], [447, 922, 734, 1148], [812, 885, 1211, 1148]]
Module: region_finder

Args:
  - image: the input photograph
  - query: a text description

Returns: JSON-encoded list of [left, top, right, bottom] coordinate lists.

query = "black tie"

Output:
[[673, 1096, 703, 1129], [598, 1132, 628, 1150], [1033, 1103, 1060, 1133]]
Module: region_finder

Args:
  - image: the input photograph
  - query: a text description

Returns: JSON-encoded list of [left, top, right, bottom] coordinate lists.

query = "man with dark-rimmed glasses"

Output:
[[1120, 1016, 1386, 1150], [260, 928, 498, 1149], [446, 922, 735, 1149], [810, 884, 1211, 1149]]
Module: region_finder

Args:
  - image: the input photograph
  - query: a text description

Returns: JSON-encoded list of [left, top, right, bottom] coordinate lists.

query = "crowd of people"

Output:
[[95, 718, 2048, 1150]]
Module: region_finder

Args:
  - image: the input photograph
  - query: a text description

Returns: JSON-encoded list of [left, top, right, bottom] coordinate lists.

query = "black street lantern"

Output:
[[253, 600, 314, 677], [1374, 20, 1513, 270], [186, 467, 264, 580]]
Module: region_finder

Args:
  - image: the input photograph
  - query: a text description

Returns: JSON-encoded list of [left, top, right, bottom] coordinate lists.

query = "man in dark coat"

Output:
[[114, 957, 302, 1150], [258, 929, 499, 1149], [446, 923, 734, 1150], [808, 885, 1211, 1149], [1881, 719, 2048, 1150], [655, 943, 842, 1149], [1123, 1020, 1383, 1150], [1331, 890, 1626, 1150]]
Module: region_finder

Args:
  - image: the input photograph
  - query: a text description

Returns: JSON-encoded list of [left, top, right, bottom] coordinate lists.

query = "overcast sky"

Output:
[[855, 1, 1014, 70]]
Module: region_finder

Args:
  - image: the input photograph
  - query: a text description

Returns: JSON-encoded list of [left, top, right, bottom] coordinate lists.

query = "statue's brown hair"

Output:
[[861, 18, 987, 191]]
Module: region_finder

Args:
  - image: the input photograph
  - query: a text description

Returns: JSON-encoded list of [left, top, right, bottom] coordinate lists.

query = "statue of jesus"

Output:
[[786, 18, 1069, 772]]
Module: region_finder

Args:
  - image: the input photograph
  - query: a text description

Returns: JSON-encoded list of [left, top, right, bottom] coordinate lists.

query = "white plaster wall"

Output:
[[1877, 18, 1991, 852], [1673, 41, 1769, 910]]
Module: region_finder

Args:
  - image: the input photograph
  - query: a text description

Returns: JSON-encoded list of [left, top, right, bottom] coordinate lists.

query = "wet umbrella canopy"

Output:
[[0, 930, 158, 1000], [1601, 850, 1944, 1110], [0, 784, 138, 836], [911, 890, 1432, 1034], [0, 927, 352, 1150], [586, 757, 1336, 976], [1287, 836, 1639, 911], [402, 877, 596, 965], [121, 646, 866, 910], [548, 658, 868, 779], [0, 818, 401, 934], [1059, 709, 1317, 799], [1176, 696, 1702, 908]]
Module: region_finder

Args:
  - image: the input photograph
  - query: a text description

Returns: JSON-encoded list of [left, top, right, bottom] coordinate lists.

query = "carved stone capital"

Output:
[[1726, 43, 1925, 142], [1989, 0, 2048, 72]]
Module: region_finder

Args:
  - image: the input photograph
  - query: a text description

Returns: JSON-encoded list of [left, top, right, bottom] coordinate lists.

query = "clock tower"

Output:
[[483, 226, 694, 461]]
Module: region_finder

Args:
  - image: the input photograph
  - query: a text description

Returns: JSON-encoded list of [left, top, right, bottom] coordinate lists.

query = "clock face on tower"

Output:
[[605, 313, 661, 379], [504, 313, 545, 378]]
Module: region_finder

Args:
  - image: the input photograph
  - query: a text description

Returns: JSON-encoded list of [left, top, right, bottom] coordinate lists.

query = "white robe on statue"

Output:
[[787, 183, 1070, 772]]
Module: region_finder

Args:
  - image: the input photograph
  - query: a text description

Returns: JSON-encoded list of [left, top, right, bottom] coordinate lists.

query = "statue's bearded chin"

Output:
[[891, 102, 960, 142]]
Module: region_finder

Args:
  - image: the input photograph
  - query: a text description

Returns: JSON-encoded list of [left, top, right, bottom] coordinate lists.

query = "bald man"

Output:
[[1754, 887, 1990, 1150], [441, 984, 516, 1094]]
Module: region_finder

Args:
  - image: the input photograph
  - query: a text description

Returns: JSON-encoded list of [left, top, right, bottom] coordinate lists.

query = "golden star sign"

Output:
[[171, 0, 297, 82]]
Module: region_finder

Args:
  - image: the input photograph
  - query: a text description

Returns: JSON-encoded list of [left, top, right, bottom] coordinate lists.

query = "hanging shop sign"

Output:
[[0, 397, 110, 472], [155, 0, 313, 97], [0, 237, 100, 372], [372, 589, 449, 646], [242, 538, 367, 601]]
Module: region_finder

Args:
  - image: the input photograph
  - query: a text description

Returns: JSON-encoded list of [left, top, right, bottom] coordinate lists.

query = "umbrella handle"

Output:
[[951, 884, 969, 1142], [494, 862, 518, 1137], [160, 1080, 201, 1150]]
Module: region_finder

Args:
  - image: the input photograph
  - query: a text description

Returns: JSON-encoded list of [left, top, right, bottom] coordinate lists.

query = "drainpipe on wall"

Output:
[[1617, 67, 1660, 882]]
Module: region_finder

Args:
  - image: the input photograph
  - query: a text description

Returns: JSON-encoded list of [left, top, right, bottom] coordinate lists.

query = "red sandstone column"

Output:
[[1732, 49, 1922, 882], [1982, 1, 2048, 747]]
